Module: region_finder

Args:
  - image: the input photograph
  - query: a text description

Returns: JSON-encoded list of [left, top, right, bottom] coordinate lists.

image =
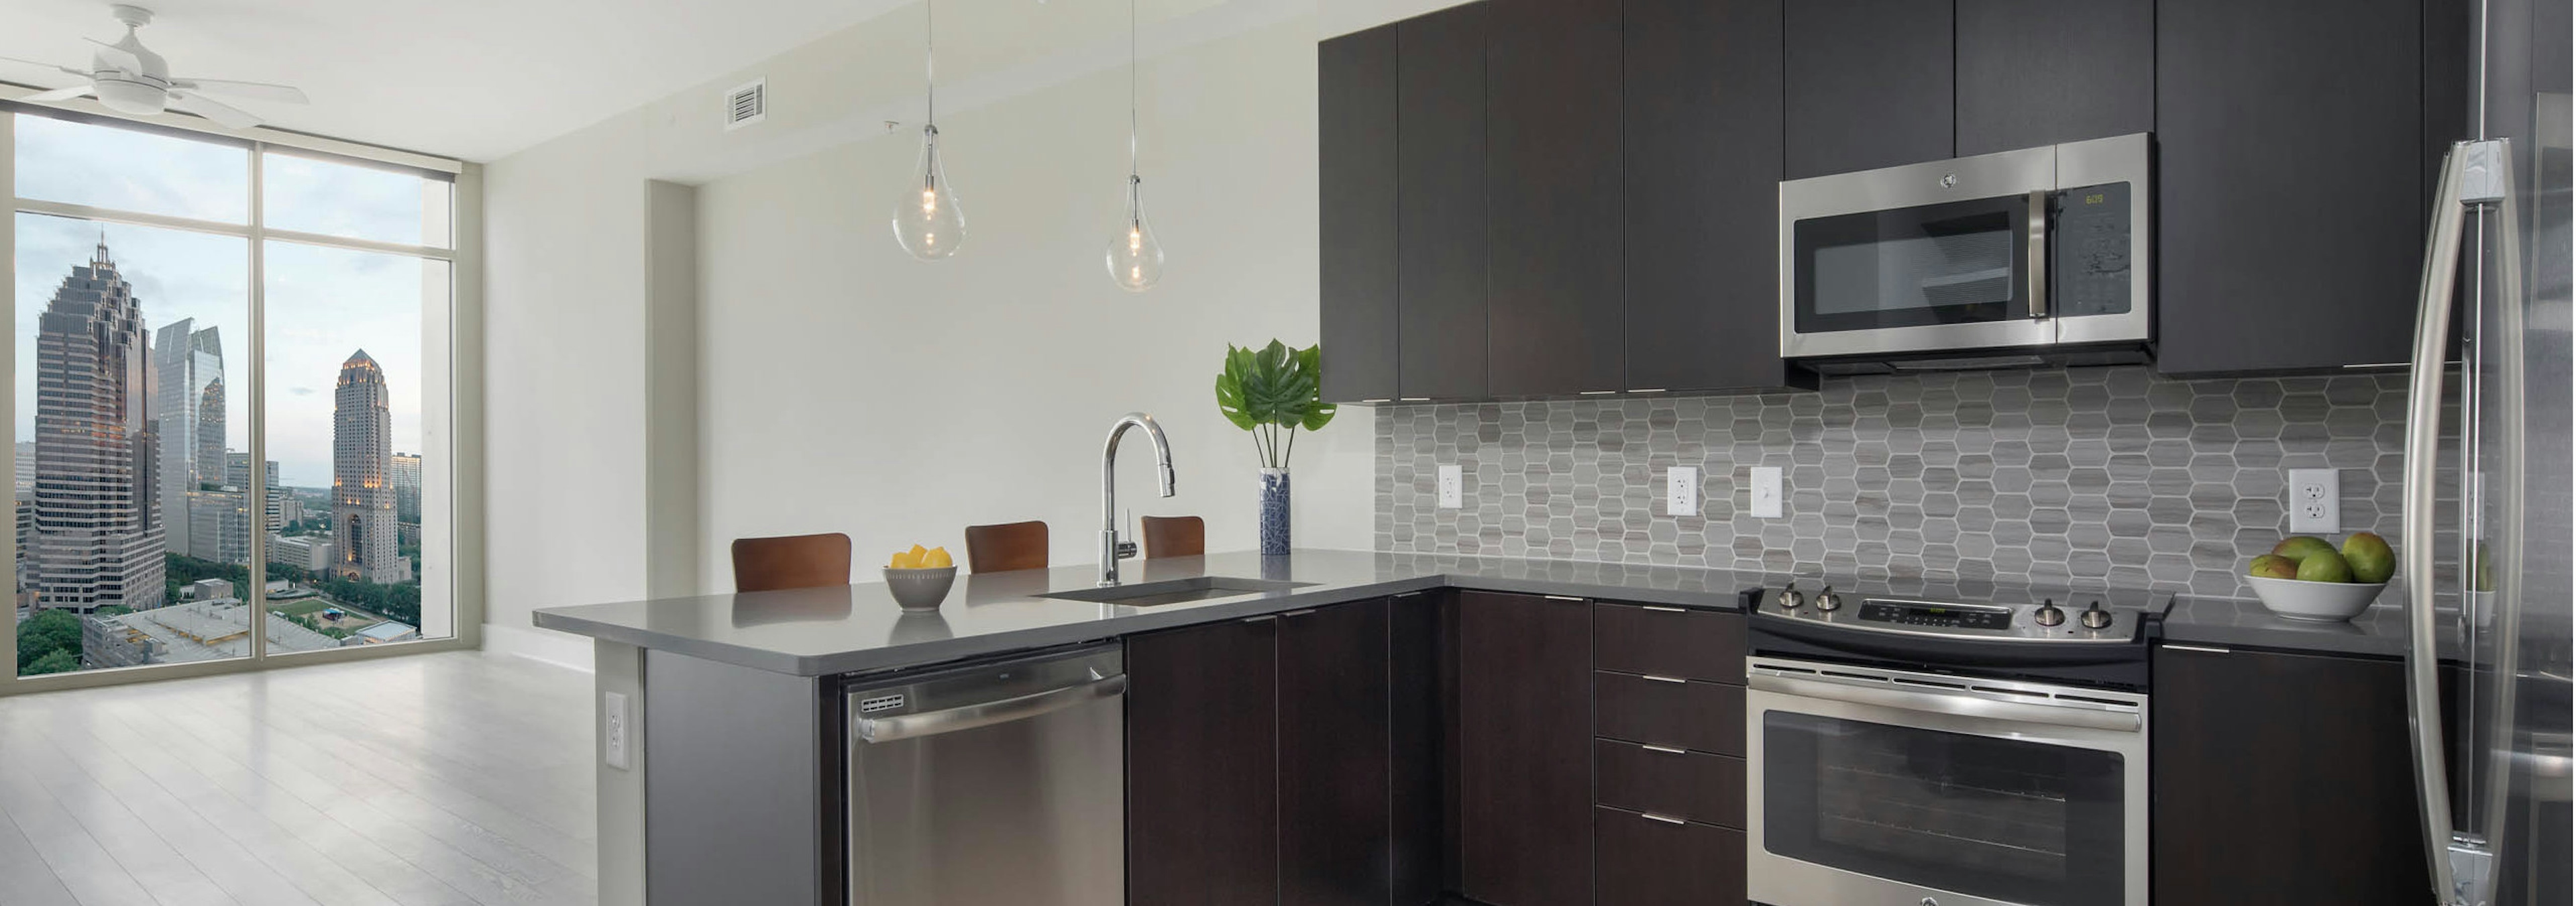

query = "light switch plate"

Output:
[[1667, 466, 1699, 515], [1750, 466, 1784, 519], [1437, 464, 1463, 509], [603, 691, 631, 771], [2289, 468, 2339, 534]]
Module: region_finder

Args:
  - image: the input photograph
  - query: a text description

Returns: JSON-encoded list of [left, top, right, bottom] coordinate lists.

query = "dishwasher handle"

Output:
[[855, 672, 1129, 744]]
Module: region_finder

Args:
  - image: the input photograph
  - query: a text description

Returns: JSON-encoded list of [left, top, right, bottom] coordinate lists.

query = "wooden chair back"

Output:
[[731, 533, 852, 593], [964, 521, 1050, 573], [1140, 515, 1205, 558]]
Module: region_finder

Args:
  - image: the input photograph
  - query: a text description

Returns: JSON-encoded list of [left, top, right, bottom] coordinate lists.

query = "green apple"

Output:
[[2247, 554, 2300, 579], [2273, 536, 2337, 563], [2341, 532, 2395, 584], [2296, 550, 2354, 583]]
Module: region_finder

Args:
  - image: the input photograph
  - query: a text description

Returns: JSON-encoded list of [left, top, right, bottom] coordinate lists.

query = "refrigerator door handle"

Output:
[[2402, 138, 2515, 906]]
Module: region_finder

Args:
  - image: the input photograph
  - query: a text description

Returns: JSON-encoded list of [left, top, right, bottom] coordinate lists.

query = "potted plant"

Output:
[[1215, 341, 1336, 555]]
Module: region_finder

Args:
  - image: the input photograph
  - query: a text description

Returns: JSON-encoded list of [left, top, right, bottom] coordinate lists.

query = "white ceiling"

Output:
[[0, 0, 910, 161]]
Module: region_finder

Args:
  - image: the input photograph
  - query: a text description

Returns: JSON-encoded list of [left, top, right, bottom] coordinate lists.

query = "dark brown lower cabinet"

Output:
[[2151, 644, 2432, 905], [1279, 600, 1393, 906], [1456, 592, 1594, 906], [1594, 671, 1745, 757], [1594, 807, 1746, 906], [1126, 617, 1279, 906]]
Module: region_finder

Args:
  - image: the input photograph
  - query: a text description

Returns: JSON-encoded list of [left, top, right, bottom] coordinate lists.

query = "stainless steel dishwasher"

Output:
[[844, 642, 1127, 906]]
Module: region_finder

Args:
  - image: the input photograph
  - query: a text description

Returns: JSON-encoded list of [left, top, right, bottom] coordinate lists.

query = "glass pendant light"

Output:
[[1105, 0, 1164, 291], [894, 0, 965, 260]]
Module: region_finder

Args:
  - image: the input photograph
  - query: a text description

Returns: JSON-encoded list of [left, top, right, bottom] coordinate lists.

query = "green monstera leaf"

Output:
[[1214, 340, 1337, 468]]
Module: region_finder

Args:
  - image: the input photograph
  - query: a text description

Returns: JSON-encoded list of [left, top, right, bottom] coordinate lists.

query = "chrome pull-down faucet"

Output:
[[1099, 412, 1176, 586]]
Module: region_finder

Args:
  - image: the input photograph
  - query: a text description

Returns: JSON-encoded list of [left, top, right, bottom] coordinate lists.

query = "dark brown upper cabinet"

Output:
[[1318, 25, 1400, 404], [1622, 0, 1809, 394], [1784, 0, 1954, 179], [2155, 0, 2436, 374], [1397, 3, 1489, 401], [1484, 0, 1627, 398], [1953, 0, 2154, 156]]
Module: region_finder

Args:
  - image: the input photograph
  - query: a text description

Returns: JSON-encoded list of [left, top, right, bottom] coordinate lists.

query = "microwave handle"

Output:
[[2025, 189, 2049, 319]]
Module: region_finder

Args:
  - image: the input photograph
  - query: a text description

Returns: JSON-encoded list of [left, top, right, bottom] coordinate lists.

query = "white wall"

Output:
[[479, 1, 1433, 658], [694, 12, 1372, 585], [480, 111, 653, 666]]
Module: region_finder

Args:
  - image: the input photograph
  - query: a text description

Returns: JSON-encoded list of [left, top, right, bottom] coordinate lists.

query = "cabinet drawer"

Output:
[[1593, 739, 1744, 829], [1593, 602, 1744, 683], [1593, 807, 1746, 906], [1595, 672, 1743, 756]]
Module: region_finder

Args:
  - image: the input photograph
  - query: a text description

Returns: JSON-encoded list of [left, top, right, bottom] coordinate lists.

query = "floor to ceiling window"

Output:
[[6, 107, 459, 682]]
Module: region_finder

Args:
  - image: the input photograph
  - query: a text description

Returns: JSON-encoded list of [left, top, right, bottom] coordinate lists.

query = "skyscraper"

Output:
[[391, 452, 421, 524], [151, 318, 223, 560], [32, 239, 165, 613], [223, 450, 283, 537], [332, 350, 407, 583]]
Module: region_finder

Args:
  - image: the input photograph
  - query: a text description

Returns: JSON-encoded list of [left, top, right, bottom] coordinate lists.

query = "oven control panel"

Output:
[[1858, 600, 2013, 630]]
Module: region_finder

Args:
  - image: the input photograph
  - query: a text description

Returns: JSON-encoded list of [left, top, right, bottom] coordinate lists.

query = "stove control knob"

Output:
[[1813, 585, 1842, 612], [2031, 598, 2066, 627], [2080, 600, 2115, 630], [1777, 582, 1805, 610]]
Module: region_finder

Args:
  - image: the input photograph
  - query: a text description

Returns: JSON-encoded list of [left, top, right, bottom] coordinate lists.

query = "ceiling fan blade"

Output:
[[166, 91, 262, 129], [22, 85, 93, 103], [170, 78, 306, 104], [0, 55, 87, 77], [82, 38, 141, 72]]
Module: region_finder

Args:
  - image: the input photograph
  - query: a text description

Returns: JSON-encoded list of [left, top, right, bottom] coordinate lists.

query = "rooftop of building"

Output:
[[91, 599, 340, 662]]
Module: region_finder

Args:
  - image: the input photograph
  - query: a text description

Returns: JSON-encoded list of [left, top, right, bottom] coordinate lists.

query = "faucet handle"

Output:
[[1116, 541, 1138, 560]]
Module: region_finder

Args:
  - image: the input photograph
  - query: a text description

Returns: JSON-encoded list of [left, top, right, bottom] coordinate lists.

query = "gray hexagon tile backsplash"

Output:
[[1374, 366, 2457, 599]]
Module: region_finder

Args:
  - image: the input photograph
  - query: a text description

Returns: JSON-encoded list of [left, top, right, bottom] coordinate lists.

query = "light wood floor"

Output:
[[0, 650, 598, 906]]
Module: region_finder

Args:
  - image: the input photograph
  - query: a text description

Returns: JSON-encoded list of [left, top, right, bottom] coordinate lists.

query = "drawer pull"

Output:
[[1279, 609, 1319, 618], [1544, 595, 1587, 602], [2163, 644, 2232, 654], [1640, 812, 1688, 825], [1641, 744, 1687, 754], [1642, 674, 1688, 684], [1640, 605, 1688, 613]]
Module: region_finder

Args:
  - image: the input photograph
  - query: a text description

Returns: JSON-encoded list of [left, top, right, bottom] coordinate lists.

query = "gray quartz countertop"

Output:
[[2158, 587, 2458, 660], [531, 548, 1766, 677]]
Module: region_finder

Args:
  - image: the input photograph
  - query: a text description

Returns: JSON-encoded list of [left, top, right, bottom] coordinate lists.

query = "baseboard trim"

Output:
[[483, 621, 596, 672]]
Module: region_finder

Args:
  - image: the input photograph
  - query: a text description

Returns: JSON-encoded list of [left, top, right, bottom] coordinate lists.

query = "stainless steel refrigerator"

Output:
[[2403, 1, 2571, 903]]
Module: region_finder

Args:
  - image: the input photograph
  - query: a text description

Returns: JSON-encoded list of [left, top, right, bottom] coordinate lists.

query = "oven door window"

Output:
[[1762, 711, 2125, 905], [1792, 194, 2031, 334]]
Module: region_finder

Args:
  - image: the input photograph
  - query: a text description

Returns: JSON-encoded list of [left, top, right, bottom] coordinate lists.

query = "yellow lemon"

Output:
[[890, 549, 919, 569], [922, 547, 954, 568]]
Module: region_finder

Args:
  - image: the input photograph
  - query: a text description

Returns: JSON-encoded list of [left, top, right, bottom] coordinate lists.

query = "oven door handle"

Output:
[[1750, 670, 2140, 734]]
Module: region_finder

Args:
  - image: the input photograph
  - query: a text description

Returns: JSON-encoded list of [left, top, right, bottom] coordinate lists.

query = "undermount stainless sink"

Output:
[[1040, 576, 1316, 607]]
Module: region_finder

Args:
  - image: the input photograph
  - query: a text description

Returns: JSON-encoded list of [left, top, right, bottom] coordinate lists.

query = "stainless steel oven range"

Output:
[[1743, 579, 2167, 906]]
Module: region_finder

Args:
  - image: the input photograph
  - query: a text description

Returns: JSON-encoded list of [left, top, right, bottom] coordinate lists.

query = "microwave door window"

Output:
[[2051, 182, 2134, 317], [1796, 196, 2031, 334]]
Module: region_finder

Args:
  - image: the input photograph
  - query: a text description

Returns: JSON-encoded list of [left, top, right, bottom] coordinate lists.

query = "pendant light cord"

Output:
[[925, 0, 937, 126], [1126, 0, 1138, 180]]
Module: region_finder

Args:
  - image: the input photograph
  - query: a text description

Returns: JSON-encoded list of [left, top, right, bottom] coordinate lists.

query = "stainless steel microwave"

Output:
[[1778, 134, 2151, 364]]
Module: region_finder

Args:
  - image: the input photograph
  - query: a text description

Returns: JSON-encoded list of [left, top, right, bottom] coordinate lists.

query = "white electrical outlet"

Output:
[[1438, 464, 1463, 509], [603, 691, 631, 771], [2288, 468, 2340, 534], [1750, 466, 1784, 519], [1667, 466, 1699, 515]]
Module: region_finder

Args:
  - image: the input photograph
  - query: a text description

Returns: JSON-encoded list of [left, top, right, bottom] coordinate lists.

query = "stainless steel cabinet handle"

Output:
[[1642, 674, 1688, 685], [1641, 605, 1688, 613], [1543, 595, 1586, 602], [1640, 813, 1687, 825], [2026, 189, 2049, 319], [856, 674, 1129, 744], [2161, 644, 2231, 655], [1279, 608, 1319, 618], [1641, 744, 1687, 754]]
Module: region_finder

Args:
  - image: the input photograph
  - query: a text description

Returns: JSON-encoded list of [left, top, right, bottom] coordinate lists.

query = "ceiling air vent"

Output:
[[724, 79, 767, 131]]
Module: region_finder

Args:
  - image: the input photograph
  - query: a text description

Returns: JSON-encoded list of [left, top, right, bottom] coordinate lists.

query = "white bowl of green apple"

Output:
[[2245, 533, 2394, 622]]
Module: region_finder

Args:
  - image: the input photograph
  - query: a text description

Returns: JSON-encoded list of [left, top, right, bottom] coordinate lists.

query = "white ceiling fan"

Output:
[[0, 4, 309, 130]]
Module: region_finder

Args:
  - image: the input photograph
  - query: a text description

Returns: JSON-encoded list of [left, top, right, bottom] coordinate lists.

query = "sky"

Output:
[[11, 113, 443, 489]]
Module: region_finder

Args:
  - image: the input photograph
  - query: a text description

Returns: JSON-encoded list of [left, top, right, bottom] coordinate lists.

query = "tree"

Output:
[[15, 609, 82, 671], [22, 648, 76, 676]]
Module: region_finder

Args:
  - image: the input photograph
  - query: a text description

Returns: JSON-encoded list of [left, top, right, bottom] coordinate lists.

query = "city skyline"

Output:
[[11, 112, 439, 489]]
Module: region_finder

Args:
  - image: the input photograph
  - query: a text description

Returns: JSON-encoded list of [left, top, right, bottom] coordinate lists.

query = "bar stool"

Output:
[[963, 521, 1049, 573], [730, 533, 852, 593]]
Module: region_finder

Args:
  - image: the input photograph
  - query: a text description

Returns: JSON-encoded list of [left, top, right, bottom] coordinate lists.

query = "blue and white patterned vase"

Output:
[[1258, 468, 1292, 556]]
